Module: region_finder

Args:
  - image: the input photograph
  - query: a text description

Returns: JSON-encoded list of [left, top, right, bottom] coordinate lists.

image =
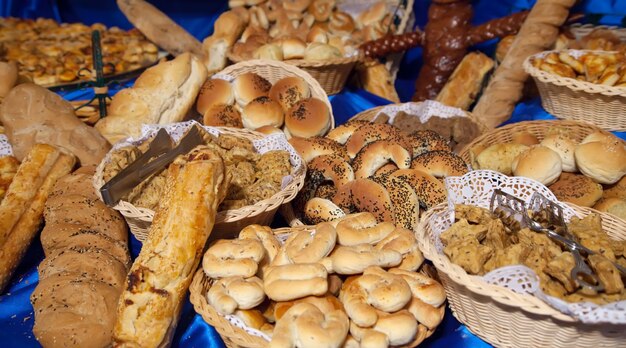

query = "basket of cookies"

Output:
[[417, 170, 626, 347], [459, 120, 626, 222], [189, 216, 446, 348], [226, 0, 415, 94], [204, 59, 334, 138], [523, 49, 626, 131], [93, 121, 305, 241]]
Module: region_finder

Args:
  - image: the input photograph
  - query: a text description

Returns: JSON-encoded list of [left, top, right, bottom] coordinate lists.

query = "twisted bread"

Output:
[[273, 222, 337, 265], [203, 238, 265, 278], [375, 228, 424, 272], [335, 212, 395, 246], [349, 310, 419, 347], [390, 269, 445, 330], [208, 276, 266, 314], [274, 294, 344, 321], [325, 244, 402, 275], [264, 263, 328, 301], [352, 140, 411, 179], [239, 224, 281, 274]]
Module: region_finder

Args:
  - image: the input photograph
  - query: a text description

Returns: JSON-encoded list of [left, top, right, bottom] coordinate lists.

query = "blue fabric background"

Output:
[[1, 1, 625, 347]]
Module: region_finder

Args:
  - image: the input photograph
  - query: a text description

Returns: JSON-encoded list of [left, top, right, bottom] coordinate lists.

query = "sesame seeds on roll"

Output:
[[232, 72, 272, 108], [411, 150, 469, 178], [269, 76, 311, 112], [284, 98, 331, 138]]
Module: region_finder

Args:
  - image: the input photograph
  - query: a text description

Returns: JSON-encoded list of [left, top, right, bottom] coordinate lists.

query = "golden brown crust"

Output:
[[549, 172, 604, 207], [285, 98, 331, 138]]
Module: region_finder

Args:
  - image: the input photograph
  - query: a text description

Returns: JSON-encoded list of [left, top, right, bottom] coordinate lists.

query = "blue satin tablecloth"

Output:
[[1, 1, 626, 347]]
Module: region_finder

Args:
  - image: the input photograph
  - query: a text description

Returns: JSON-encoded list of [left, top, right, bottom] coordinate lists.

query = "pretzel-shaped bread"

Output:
[[272, 222, 337, 266], [375, 228, 425, 272], [207, 276, 265, 315], [325, 244, 402, 275], [335, 212, 395, 246], [203, 239, 265, 278], [264, 263, 328, 301]]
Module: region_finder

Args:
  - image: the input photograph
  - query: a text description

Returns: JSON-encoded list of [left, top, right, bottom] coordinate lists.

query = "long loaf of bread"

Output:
[[0, 144, 75, 291], [113, 146, 227, 347], [472, 0, 576, 128]]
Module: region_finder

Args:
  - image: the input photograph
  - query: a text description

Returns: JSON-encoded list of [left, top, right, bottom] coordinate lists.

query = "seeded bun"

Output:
[[581, 131, 617, 145], [540, 134, 577, 172], [242, 96, 284, 129], [203, 104, 243, 128], [232, 73, 272, 108], [269, 76, 311, 111], [196, 78, 234, 114], [284, 98, 331, 138], [549, 172, 603, 207], [512, 146, 562, 185], [575, 140, 626, 184], [603, 176, 626, 200]]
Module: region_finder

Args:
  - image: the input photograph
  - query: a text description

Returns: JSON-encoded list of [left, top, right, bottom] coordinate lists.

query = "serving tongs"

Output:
[[100, 126, 204, 206], [490, 190, 626, 294]]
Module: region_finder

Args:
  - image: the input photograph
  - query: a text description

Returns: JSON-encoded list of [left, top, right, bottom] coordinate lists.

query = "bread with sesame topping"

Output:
[[269, 76, 311, 111], [549, 172, 603, 207], [352, 140, 411, 179], [288, 136, 348, 163], [411, 150, 469, 178], [575, 139, 626, 185], [232, 72, 272, 108], [196, 78, 235, 115], [203, 104, 244, 128], [284, 98, 331, 138], [242, 96, 285, 129]]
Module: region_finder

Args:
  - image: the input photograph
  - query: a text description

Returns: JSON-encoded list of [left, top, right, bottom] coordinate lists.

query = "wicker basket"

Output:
[[417, 202, 626, 348], [216, 59, 335, 131], [523, 49, 626, 131], [227, 0, 415, 95], [189, 224, 445, 348], [458, 119, 619, 166], [567, 23, 626, 41], [93, 125, 306, 242]]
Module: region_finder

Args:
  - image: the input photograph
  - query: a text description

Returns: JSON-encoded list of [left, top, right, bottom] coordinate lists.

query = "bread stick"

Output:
[[113, 146, 227, 348], [0, 144, 75, 291]]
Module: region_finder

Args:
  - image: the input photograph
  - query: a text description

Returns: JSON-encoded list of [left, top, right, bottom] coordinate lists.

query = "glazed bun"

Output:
[[269, 76, 311, 111], [512, 146, 562, 185], [242, 96, 284, 129], [278, 37, 307, 60], [540, 134, 577, 172], [549, 172, 603, 207], [233, 73, 272, 108], [304, 42, 342, 61], [285, 98, 331, 138], [196, 78, 234, 115], [575, 140, 626, 184], [203, 104, 243, 128]]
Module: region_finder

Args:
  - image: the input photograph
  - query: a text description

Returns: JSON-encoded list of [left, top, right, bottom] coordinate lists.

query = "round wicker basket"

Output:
[[417, 203, 626, 348], [458, 119, 619, 167], [93, 126, 306, 242], [189, 224, 445, 348], [523, 49, 626, 131], [216, 59, 335, 133]]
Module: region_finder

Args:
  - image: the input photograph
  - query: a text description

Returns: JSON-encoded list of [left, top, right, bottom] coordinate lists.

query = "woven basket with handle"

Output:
[[417, 202, 626, 348], [189, 224, 445, 348]]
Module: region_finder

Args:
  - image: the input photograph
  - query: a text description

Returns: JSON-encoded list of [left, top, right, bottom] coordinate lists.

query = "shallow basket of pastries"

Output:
[[459, 120, 626, 222], [189, 216, 446, 348], [524, 49, 626, 131], [93, 121, 305, 241], [416, 170, 626, 348], [226, 0, 415, 94], [205, 59, 334, 138]]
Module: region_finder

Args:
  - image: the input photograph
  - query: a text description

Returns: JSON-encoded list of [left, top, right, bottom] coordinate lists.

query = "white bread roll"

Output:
[[196, 78, 234, 114], [241, 96, 284, 129], [304, 42, 342, 61], [581, 131, 616, 144], [269, 76, 311, 111], [284, 98, 331, 138], [540, 134, 577, 172], [96, 53, 207, 144], [575, 140, 626, 184], [512, 146, 562, 185], [277, 37, 307, 60], [232, 72, 272, 108]]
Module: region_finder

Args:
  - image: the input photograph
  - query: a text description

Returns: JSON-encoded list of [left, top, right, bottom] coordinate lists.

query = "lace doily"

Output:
[[368, 100, 470, 125], [0, 135, 13, 157], [428, 170, 626, 324]]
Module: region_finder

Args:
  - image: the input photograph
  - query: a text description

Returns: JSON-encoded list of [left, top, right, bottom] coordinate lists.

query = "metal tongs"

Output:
[[100, 126, 204, 206], [490, 189, 626, 294]]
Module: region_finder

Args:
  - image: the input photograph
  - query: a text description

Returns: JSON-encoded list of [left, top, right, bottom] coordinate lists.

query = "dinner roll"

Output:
[[253, 43, 284, 61], [512, 146, 562, 185], [304, 42, 342, 61], [473, 143, 529, 175], [575, 140, 626, 184], [285, 98, 331, 138], [603, 176, 626, 200], [511, 131, 539, 146], [549, 172, 603, 207], [593, 198, 626, 221], [232, 72, 272, 107], [269, 76, 311, 111], [196, 78, 234, 114], [306, 26, 329, 43], [541, 134, 577, 172], [203, 104, 243, 128], [581, 131, 617, 144], [242, 96, 284, 129], [255, 125, 283, 135], [277, 37, 307, 60]]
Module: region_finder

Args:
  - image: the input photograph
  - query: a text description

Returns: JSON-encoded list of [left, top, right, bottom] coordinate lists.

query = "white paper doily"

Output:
[[428, 170, 626, 324], [368, 100, 470, 125], [0, 135, 13, 157]]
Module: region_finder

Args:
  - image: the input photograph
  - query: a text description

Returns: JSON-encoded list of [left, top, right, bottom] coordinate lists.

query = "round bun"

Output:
[[540, 134, 577, 172], [269, 76, 311, 111], [277, 37, 307, 60], [511, 131, 539, 146], [593, 198, 626, 221], [285, 98, 331, 138], [196, 78, 234, 114], [473, 143, 529, 175], [581, 131, 617, 144], [255, 125, 283, 135], [253, 43, 284, 60], [304, 42, 342, 61], [603, 175, 626, 200], [242, 96, 284, 129], [411, 151, 469, 178], [203, 104, 243, 128], [233, 72, 272, 107], [512, 146, 562, 185], [575, 140, 626, 184], [549, 172, 603, 207], [306, 26, 329, 43]]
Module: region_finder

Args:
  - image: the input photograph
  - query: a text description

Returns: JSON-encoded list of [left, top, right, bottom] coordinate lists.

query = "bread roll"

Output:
[[255, 125, 283, 135], [473, 143, 529, 175], [511, 131, 539, 146], [306, 26, 329, 43], [594, 198, 626, 221], [581, 131, 616, 144], [96, 53, 208, 144], [202, 10, 247, 74], [603, 176, 626, 200], [512, 146, 562, 185], [278, 37, 307, 60], [357, 2, 387, 28], [541, 134, 577, 172], [304, 42, 342, 61], [233, 72, 272, 108], [575, 140, 626, 184], [196, 78, 234, 114], [0, 61, 18, 98], [284, 98, 331, 138], [269, 76, 311, 111], [0, 84, 110, 165], [242, 96, 285, 129], [254, 43, 285, 60], [203, 104, 243, 128], [549, 172, 603, 207], [114, 147, 226, 347]]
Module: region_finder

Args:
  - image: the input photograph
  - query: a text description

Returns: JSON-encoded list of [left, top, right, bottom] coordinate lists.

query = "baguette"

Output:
[[113, 146, 227, 347], [0, 144, 75, 291], [472, 0, 576, 128]]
